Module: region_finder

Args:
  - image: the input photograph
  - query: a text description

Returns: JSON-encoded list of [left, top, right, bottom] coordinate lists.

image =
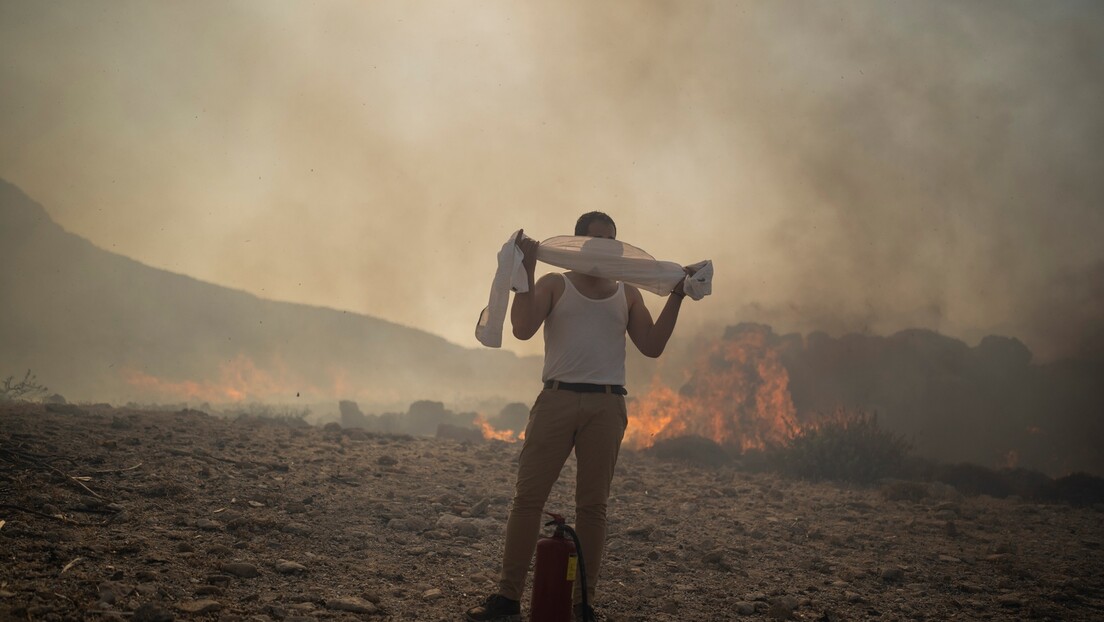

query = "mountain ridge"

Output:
[[0, 178, 540, 408]]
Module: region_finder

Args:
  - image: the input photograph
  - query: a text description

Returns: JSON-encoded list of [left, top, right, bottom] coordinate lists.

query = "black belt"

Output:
[[544, 380, 627, 396]]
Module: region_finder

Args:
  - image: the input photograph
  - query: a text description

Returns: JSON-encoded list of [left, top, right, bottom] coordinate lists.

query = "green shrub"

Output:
[[772, 412, 911, 484]]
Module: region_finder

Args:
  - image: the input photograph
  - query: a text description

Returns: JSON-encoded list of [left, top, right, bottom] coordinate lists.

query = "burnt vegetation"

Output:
[[769, 412, 911, 484], [634, 415, 1104, 507], [0, 369, 48, 402]]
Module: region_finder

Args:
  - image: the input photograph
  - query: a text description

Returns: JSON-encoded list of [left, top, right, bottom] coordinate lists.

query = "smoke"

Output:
[[0, 2, 1101, 361], [733, 3, 1104, 361]]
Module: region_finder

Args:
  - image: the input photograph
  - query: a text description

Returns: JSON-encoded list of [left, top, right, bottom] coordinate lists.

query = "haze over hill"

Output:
[[3, 179, 1102, 474], [0, 179, 540, 411]]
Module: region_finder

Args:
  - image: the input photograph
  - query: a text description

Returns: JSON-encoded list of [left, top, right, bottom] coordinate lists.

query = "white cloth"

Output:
[[475, 230, 713, 347], [474, 234, 527, 349]]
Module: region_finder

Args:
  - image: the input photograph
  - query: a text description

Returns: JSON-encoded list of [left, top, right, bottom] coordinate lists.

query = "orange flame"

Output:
[[121, 354, 303, 403], [626, 325, 800, 451], [473, 415, 523, 442]]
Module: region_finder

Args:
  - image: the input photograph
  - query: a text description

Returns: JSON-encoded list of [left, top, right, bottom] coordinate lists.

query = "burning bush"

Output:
[[626, 323, 800, 452], [771, 412, 911, 483]]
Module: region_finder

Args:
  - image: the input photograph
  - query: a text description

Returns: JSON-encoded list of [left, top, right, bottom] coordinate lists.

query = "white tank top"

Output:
[[541, 273, 628, 385]]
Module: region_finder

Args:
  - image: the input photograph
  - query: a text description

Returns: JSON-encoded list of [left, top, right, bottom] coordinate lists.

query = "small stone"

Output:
[[276, 561, 307, 575], [377, 455, 398, 466], [325, 597, 378, 614], [701, 550, 724, 564], [98, 582, 132, 604], [735, 601, 757, 615], [207, 545, 233, 556], [436, 514, 481, 538], [282, 522, 310, 536], [768, 596, 798, 620], [178, 600, 222, 614], [175, 542, 195, 553], [132, 602, 175, 622], [745, 592, 769, 602], [422, 588, 443, 600], [777, 596, 799, 610], [195, 519, 221, 531], [880, 566, 905, 583], [997, 593, 1023, 607], [205, 574, 232, 586], [220, 563, 260, 578], [470, 498, 491, 517]]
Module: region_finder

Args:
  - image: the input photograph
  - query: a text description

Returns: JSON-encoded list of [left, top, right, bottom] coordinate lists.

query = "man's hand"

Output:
[[515, 229, 539, 281], [510, 230, 554, 341], [671, 264, 699, 298]]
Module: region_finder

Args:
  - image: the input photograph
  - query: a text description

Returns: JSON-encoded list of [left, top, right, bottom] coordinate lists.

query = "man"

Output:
[[466, 212, 696, 621]]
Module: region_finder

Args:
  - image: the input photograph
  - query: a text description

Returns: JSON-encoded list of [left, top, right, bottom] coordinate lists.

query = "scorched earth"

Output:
[[1, 405, 1101, 621]]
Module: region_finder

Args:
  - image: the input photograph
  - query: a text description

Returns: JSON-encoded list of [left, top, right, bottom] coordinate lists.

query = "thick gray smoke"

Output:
[[0, 2, 1101, 364]]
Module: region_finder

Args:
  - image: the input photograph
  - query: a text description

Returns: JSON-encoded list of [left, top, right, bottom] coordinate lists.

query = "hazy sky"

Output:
[[2, 1, 1102, 361]]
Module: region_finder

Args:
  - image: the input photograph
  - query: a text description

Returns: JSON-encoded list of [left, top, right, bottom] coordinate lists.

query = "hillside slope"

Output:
[[0, 179, 540, 407]]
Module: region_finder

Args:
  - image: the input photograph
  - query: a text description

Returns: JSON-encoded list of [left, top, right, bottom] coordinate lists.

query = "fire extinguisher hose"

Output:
[[553, 521, 594, 622]]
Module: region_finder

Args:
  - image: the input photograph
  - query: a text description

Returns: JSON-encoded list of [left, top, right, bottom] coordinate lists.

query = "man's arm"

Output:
[[626, 285, 683, 358], [626, 266, 697, 358], [510, 232, 555, 340]]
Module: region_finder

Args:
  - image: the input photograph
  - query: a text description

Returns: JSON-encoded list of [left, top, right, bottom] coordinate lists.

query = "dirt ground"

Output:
[[2, 404, 1102, 621]]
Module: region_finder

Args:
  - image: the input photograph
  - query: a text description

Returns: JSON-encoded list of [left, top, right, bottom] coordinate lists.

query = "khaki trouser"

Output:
[[497, 388, 627, 605]]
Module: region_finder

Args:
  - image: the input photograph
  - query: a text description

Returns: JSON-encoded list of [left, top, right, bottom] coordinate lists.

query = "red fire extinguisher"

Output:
[[530, 513, 592, 622]]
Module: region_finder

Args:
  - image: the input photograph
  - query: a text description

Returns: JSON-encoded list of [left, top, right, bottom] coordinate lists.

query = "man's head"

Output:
[[575, 211, 617, 239]]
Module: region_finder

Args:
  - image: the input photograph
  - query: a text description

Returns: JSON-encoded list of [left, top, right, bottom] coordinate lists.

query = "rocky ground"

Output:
[[2, 404, 1102, 621]]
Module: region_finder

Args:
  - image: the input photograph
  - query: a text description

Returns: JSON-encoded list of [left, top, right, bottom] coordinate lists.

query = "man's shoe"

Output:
[[573, 602, 597, 622], [465, 594, 521, 621]]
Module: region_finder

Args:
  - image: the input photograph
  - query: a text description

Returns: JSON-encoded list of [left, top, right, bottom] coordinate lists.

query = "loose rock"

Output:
[[325, 597, 378, 614], [177, 600, 222, 614], [219, 562, 259, 578], [275, 561, 307, 575]]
